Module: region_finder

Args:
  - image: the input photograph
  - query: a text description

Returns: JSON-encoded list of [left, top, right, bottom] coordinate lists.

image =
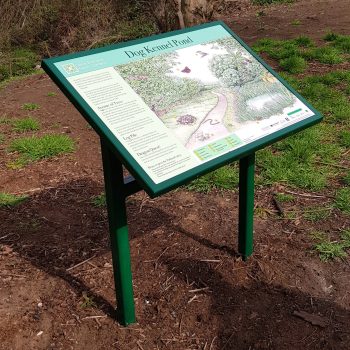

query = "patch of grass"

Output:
[[311, 47, 343, 64], [324, 32, 339, 42], [314, 240, 347, 261], [254, 36, 348, 74], [91, 193, 106, 207], [303, 207, 332, 221], [294, 36, 314, 47], [80, 292, 97, 309], [310, 231, 348, 261], [334, 187, 350, 214], [305, 70, 350, 87], [0, 70, 44, 91], [47, 92, 56, 97], [257, 123, 342, 190], [339, 131, 350, 147], [0, 48, 38, 82], [0, 192, 28, 207], [257, 148, 328, 189], [254, 206, 270, 219], [341, 230, 350, 248], [253, 38, 311, 72], [291, 19, 301, 26], [22, 103, 40, 111], [12, 117, 40, 132], [279, 56, 307, 74], [344, 172, 350, 185], [9, 134, 75, 165], [285, 211, 298, 220], [291, 76, 350, 124], [187, 165, 239, 193], [310, 231, 327, 241], [328, 34, 350, 54], [6, 157, 29, 169], [275, 193, 294, 202], [0, 133, 5, 144], [253, 38, 301, 60], [0, 116, 11, 124]]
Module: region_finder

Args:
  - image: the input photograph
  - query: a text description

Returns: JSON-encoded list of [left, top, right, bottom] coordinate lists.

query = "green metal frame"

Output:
[[41, 21, 323, 326]]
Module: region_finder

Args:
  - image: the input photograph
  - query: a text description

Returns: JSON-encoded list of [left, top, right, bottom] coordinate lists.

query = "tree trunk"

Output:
[[149, 0, 215, 31], [181, 0, 215, 27]]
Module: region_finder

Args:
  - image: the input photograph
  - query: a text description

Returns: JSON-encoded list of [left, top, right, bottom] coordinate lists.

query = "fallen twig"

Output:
[[136, 341, 145, 350], [189, 287, 210, 293], [144, 245, 172, 264], [178, 313, 183, 334], [209, 336, 217, 350], [13, 186, 56, 195], [188, 295, 199, 304], [0, 273, 26, 278], [0, 233, 15, 241], [82, 315, 107, 319], [66, 255, 96, 271], [283, 189, 332, 199]]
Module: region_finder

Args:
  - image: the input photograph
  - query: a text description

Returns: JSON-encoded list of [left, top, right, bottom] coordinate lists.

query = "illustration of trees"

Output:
[[116, 53, 202, 114], [209, 38, 295, 121], [209, 53, 262, 88]]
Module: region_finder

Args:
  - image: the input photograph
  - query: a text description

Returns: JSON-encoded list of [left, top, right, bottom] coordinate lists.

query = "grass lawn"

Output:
[[8, 134, 75, 168]]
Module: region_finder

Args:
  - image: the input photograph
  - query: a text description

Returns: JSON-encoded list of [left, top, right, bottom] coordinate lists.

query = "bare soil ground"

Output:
[[1, 1, 350, 349]]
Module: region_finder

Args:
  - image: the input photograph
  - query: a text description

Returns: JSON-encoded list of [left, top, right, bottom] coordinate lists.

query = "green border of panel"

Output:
[[42, 21, 322, 198]]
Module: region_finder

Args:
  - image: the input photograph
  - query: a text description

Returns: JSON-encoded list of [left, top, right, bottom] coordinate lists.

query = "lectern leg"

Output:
[[238, 153, 255, 260], [100, 140, 136, 326]]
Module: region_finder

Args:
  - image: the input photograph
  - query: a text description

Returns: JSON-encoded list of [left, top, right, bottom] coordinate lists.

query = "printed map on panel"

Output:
[[115, 37, 298, 151]]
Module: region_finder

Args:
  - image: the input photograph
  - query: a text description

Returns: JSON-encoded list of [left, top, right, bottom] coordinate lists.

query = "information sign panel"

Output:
[[42, 21, 322, 197]]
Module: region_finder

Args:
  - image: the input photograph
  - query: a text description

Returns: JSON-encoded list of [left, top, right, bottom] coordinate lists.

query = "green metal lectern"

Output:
[[42, 21, 322, 325]]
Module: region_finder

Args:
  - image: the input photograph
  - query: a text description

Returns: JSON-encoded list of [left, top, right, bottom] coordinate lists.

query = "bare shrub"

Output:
[[0, 0, 158, 55]]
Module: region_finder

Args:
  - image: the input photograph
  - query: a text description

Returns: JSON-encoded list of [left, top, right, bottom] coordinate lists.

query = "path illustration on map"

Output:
[[115, 37, 297, 151]]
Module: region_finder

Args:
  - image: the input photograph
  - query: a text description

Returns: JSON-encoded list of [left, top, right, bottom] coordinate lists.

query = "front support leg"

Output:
[[238, 153, 255, 260], [100, 139, 136, 325]]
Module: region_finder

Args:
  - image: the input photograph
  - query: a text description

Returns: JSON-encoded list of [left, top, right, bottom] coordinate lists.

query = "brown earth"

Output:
[[217, 0, 350, 45], [1, 1, 350, 349]]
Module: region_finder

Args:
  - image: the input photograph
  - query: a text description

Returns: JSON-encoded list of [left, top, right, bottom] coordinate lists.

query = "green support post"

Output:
[[238, 153, 255, 260], [100, 139, 136, 326]]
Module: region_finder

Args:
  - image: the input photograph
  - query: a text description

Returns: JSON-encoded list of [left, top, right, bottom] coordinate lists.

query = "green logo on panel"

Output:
[[63, 63, 79, 74]]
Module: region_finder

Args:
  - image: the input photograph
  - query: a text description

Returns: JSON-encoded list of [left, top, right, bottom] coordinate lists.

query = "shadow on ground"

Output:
[[0, 179, 172, 317], [164, 257, 350, 349], [1, 179, 350, 349]]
